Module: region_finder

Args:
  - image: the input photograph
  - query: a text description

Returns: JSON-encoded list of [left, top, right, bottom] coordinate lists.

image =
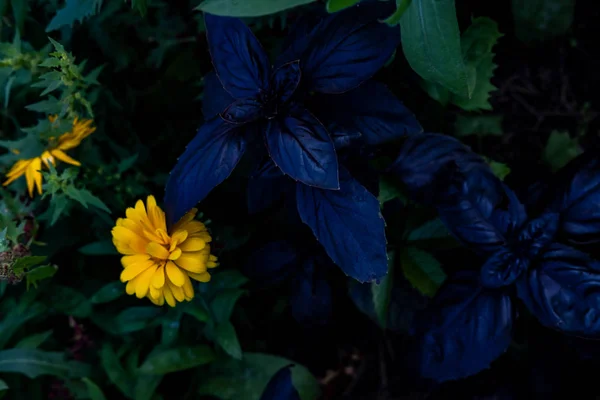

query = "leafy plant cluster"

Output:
[[0, 0, 590, 399]]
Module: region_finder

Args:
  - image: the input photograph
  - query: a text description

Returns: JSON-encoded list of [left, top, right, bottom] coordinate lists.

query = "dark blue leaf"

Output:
[[414, 271, 515, 382], [242, 241, 298, 287], [205, 13, 270, 99], [390, 133, 488, 202], [221, 97, 263, 124], [516, 213, 559, 258], [259, 365, 301, 400], [278, 3, 400, 93], [480, 248, 529, 289], [545, 154, 600, 245], [266, 105, 339, 189], [271, 61, 301, 104], [296, 168, 387, 282], [311, 80, 422, 146], [290, 258, 332, 325], [437, 169, 527, 255], [517, 243, 600, 337], [165, 118, 246, 226], [202, 70, 234, 118]]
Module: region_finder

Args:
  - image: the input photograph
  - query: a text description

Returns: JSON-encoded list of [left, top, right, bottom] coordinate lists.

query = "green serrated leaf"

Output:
[[90, 281, 123, 304], [455, 114, 503, 137], [378, 175, 406, 206], [12, 256, 47, 274], [82, 378, 107, 400], [100, 343, 133, 398], [210, 289, 246, 324], [196, 0, 316, 17], [78, 240, 118, 255], [46, 0, 103, 32], [117, 154, 138, 173], [197, 353, 320, 400], [543, 130, 581, 172], [512, 0, 575, 43], [401, 0, 471, 97], [25, 97, 62, 114], [140, 346, 215, 375], [326, 0, 359, 13], [371, 252, 394, 329], [25, 264, 58, 289], [15, 330, 53, 349], [488, 159, 511, 180], [78, 189, 111, 214], [215, 322, 242, 359], [399, 246, 446, 297]]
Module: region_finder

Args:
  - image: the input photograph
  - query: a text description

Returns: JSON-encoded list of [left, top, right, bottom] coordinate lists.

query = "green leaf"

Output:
[[0, 302, 46, 348], [161, 309, 181, 347], [90, 281, 123, 304], [113, 307, 162, 334], [79, 240, 118, 255], [452, 17, 502, 111], [11, 0, 28, 34], [100, 344, 133, 397], [371, 252, 394, 329], [139, 346, 216, 375], [0, 349, 70, 379], [50, 195, 70, 225], [11, 256, 47, 274], [383, 0, 412, 26], [180, 300, 210, 322], [25, 97, 62, 114], [133, 374, 162, 400], [77, 189, 111, 214], [210, 289, 245, 324], [99, 344, 133, 398], [399, 246, 446, 297], [46, 0, 103, 32], [326, 0, 359, 13], [215, 322, 242, 359], [0, 379, 7, 391], [197, 353, 320, 400], [543, 130, 581, 172], [488, 159, 511, 181], [455, 114, 503, 137], [378, 175, 406, 206], [512, 0, 575, 43], [15, 330, 53, 349], [131, 0, 148, 16], [117, 154, 138, 173], [25, 265, 58, 290], [195, 0, 316, 17], [48, 285, 92, 318], [407, 218, 452, 242], [82, 378, 107, 400], [401, 0, 471, 97]]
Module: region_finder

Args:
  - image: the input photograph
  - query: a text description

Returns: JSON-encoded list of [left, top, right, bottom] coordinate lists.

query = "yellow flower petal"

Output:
[[189, 271, 211, 283], [149, 284, 162, 300], [25, 157, 42, 197], [146, 242, 169, 259], [125, 280, 136, 295], [151, 264, 166, 288], [174, 253, 207, 274], [120, 258, 154, 282], [166, 261, 186, 287], [134, 264, 158, 298], [121, 254, 151, 268], [168, 281, 185, 302], [50, 149, 80, 166], [182, 274, 194, 298], [168, 248, 182, 260], [163, 283, 176, 307], [178, 237, 206, 252]]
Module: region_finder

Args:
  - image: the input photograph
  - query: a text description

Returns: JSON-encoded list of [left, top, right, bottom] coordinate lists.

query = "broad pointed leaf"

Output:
[[517, 243, 600, 337], [413, 271, 515, 382], [266, 105, 339, 189], [202, 71, 235, 118], [205, 13, 270, 99], [271, 61, 301, 104], [296, 169, 387, 282], [221, 98, 263, 124], [165, 118, 246, 225], [260, 366, 301, 400], [311, 80, 422, 147]]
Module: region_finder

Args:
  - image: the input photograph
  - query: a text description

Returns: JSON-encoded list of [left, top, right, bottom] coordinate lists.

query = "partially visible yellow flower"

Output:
[[111, 195, 219, 307], [2, 116, 95, 197]]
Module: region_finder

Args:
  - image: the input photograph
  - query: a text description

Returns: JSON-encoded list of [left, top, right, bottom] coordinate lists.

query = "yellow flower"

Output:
[[111, 195, 219, 307], [2, 116, 95, 197]]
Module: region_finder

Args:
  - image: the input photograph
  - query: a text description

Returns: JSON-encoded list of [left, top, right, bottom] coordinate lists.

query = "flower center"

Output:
[[145, 229, 188, 263]]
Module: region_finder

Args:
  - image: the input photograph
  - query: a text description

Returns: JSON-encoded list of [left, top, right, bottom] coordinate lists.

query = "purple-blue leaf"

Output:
[[266, 105, 339, 189], [202, 71, 235, 118], [205, 13, 270, 99], [259, 365, 301, 400], [164, 117, 246, 226], [414, 271, 515, 382], [221, 97, 263, 124], [271, 61, 301, 105], [311, 80, 422, 147], [278, 3, 399, 93], [517, 243, 600, 337], [296, 169, 387, 282]]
